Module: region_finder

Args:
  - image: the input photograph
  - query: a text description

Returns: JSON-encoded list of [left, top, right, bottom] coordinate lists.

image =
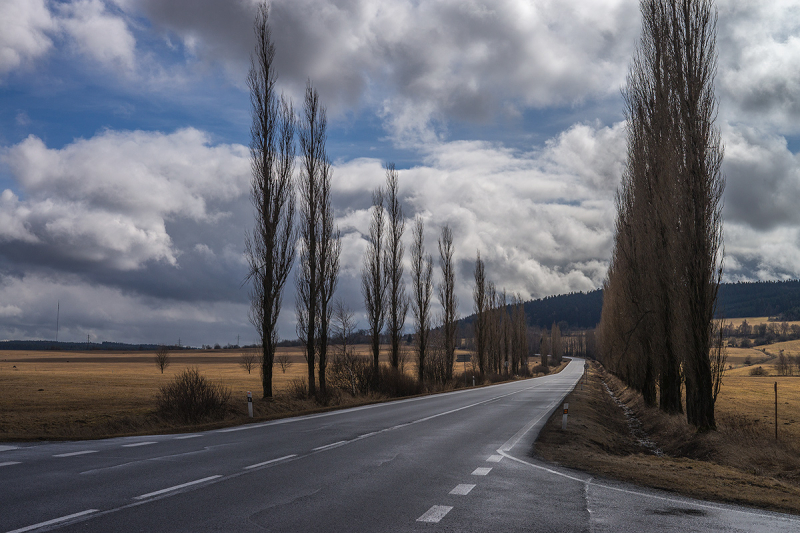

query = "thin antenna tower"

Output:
[[56, 301, 60, 342]]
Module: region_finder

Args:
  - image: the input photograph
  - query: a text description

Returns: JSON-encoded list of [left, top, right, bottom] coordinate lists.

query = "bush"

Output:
[[157, 367, 231, 423], [377, 366, 421, 397], [329, 352, 372, 396], [531, 364, 550, 375], [749, 366, 768, 377]]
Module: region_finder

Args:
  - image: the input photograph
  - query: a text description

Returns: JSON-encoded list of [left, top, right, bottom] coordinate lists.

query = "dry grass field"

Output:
[[0, 345, 519, 441], [721, 316, 800, 328], [538, 357, 800, 514]]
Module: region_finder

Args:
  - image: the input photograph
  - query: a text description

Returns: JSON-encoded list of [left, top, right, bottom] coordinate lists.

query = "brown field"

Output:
[[0, 346, 523, 441], [720, 316, 800, 328]]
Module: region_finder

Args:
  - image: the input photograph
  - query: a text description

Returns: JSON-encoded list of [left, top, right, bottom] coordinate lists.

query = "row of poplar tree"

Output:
[[598, 0, 726, 431]]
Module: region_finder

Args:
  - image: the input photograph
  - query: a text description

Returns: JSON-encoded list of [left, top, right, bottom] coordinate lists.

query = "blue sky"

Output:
[[1, 0, 800, 346]]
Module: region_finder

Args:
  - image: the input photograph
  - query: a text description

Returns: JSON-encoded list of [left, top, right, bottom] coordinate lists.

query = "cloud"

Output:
[[722, 124, 800, 231], [0, 0, 55, 76], [118, 0, 640, 141], [717, 0, 800, 133], [1, 128, 249, 270], [57, 0, 137, 73]]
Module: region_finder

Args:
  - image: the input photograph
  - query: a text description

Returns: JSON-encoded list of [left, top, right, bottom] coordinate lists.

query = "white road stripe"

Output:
[[0, 461, 21, 467], [416, 505, 453, 523], [312, 441, 347, 452], [244, 454, 297, 470], [449, 484, 476, 495], [133, 475, 221, 500], [487, 455, 503, 462], [122, 441, 157, 448], [53, 450, 97, 457], [173, 434, 202, 440], [0, 445, 19, 452], [6, 509, 98, 533], [471, 467, 492, 476]]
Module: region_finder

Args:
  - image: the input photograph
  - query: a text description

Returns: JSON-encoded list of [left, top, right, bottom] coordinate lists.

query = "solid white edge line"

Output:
[[6, 509, 98, 533], [416, 505, 453, 523], [122, 441, 157, 448], [133, 475, 221, 500], [0, 461, 21, 467], [312, 441, 347, 452], [244, 454, 297, 470], [53, 450, 98, 457]]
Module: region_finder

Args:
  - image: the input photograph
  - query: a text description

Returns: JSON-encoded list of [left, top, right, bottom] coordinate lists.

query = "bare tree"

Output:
[[330, 300, 365, 395], [385, 164, 408, 369], [362, 188, 388, 378], [438, 224, 459, 381], [155, 346, 170, 374], [296, 83, 340, 399], [244, 3, 296, 399], [473, 251, 488, 374], [411, 216, 433, 383], [275, 354, 292, 373], [239, 348, 258, 374]]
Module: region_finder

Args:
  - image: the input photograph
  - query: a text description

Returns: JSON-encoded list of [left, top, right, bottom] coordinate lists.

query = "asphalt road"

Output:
[[2, 358, 799, 532]]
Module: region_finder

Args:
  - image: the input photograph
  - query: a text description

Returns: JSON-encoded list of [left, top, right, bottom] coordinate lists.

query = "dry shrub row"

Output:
[[156, 367, 231, 423]]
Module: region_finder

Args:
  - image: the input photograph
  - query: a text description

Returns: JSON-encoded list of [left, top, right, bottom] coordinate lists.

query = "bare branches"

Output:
[[361, 188, 388, 376], [438, 224, 458, 381], [155, 346, 170, 374], [385, 164, 408, 369], [411, 216, 433, 383], [239, 348, 258, 374], [245, 3, 296, 399], [296, 82, 340, 399], [473, 251, 487, 375]]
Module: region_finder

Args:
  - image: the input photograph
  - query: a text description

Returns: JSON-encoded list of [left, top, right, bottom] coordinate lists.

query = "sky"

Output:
[[1, 0, 799, 347]]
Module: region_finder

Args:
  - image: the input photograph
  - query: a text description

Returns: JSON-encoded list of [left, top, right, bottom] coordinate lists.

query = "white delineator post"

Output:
[[562, 403, 569, 430], [247, 391, 253, 418]]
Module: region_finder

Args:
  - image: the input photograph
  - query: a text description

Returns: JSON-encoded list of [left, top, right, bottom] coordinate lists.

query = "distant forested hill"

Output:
[[459, 280, 800, 330], [716, 280, 800, 320]]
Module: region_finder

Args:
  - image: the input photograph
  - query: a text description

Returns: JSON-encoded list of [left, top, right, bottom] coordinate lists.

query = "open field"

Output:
[[537, 361, 800, 514], [720, 316, 800, 328], [0, 346, 540, 441]]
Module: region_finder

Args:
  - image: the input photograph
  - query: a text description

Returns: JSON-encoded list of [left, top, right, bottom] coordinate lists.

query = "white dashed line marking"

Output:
[[471, 467, 492, 476], [487, 454, 503, 462], [173, 434, 202, 440], [312, 441, 347, 452], [0, 445, 19, 452], [449, 484, 476, 495], [417, 505, 453, 523], [53, 450, 98, 457], [0, 461, 21, 467], [6, 509, 98, 533], [122, 441, 157, 448], [133, 475, 221, 500], [244, 454, 297, 470]]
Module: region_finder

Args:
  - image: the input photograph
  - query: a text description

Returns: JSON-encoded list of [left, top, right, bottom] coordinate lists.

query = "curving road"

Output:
[[1, 358, 799, 532]]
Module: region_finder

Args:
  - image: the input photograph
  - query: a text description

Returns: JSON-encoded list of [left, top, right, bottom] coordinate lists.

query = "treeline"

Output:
[[717, 280, 800, 320], [0, 340, 167, 351], [722, 320, 800, 348], [599, 0, 725, 431]]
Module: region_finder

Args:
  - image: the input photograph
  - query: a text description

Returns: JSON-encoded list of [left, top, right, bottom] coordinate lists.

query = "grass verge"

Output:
[[535, 361, 800, 515]]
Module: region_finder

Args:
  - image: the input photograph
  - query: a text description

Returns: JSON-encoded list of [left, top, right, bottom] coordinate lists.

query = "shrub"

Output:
[[749, 366, 768, 377], [287, 377, 308, 400], [377, 366, 421, 397], [532, 364, 550, 375], [157, 367, 231, 423], [329, 352, 372, 396]]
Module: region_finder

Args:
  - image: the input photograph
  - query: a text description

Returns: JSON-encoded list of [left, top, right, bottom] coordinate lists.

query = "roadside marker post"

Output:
[[472, 376, 475, 387], [562, 403, 569, 430], [247, 391, 253, 418], [775, 382, 778, 441]]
